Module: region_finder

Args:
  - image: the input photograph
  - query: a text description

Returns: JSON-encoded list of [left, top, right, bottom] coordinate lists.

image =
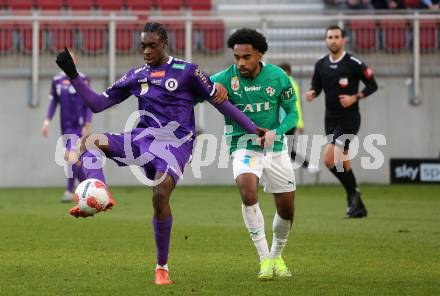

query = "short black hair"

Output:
[[227, 28, 268, 54], [325, 25, 345, 38], [143, 22, 168, 41], [278, 63, 292, 75]]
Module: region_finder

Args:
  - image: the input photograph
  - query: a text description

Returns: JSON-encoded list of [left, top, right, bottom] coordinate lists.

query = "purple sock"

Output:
[[152, 216, 173, 266], [78, 150, 106, 184], [67, 177, 75, 193]]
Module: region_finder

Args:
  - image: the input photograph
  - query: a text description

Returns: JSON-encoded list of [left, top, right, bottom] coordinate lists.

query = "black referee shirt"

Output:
[[310, 52, 378, 118]]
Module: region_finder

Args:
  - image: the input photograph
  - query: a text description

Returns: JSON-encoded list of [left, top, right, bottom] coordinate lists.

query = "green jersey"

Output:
[[211, 63, 298, 153]]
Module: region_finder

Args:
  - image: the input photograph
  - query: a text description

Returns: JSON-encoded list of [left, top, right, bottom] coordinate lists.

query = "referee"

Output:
[[306, 25, 378, 218]]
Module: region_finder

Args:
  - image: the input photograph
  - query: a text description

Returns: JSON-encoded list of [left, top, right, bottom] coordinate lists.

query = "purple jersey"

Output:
[[47, 72, 93, 135], [103, 57, 215, 140]]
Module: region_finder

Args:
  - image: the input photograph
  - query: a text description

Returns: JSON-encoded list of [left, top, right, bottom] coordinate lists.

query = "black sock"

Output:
[[345, 169, 359, 195], [329, 166, 352, 196]]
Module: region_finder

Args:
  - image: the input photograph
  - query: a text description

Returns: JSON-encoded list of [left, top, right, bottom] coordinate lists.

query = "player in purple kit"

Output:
[[55, 22, 261, 285], [42, 67, 92, 203]]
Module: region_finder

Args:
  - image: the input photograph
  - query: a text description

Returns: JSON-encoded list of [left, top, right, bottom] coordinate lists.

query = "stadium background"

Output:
[[0, 0, 439, 187]]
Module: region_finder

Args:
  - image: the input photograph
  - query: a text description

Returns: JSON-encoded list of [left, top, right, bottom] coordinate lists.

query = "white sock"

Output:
[[156, 264, 169, 271], [241, 203, 269, 261], [269, 212, 292, 259]]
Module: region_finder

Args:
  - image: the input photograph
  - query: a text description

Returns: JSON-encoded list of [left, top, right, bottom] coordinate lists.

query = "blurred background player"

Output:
[[55, 23, 261, 285], [41, 50, 92, 203], [278, 63, 320, 175], [211, 28, 298, 280], [306, 25, 378, 218]]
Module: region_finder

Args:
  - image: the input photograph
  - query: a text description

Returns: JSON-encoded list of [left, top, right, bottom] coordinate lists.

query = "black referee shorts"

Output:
[[285, 127, 297, 135], [325, 113, 361, 151]]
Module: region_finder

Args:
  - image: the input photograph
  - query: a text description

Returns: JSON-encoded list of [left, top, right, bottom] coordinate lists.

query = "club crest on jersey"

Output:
[[339, 77, 349, 88], [165, 78, 178, 91], [140, 83, 149, 95], [231, 77, 240, 91], [266, 86, 275, 97]]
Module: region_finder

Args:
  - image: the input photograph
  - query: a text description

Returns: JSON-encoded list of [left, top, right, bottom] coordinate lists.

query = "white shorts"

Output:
[[231, 149, 296, 193]]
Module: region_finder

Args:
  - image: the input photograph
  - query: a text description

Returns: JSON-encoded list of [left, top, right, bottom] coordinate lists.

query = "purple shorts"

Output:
[[104, 128, 193, 185]]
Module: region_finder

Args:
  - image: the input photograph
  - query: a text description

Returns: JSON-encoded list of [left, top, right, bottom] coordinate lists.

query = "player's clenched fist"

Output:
[[56, 47, 78, 79]]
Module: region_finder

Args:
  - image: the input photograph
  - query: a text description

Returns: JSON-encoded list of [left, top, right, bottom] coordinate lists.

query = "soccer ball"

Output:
[[74, 179, 110, 215]]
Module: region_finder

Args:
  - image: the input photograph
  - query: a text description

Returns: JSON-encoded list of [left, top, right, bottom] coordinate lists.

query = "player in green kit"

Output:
[[211, 28, 298, 280]]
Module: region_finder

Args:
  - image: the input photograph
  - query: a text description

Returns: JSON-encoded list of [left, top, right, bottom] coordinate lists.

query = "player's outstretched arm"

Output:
[[208, 97, 258, 134], [55, 48, 117, 113]]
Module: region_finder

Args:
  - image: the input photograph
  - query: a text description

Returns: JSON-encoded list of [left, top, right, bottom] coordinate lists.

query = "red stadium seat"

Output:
[[186, 0, 211, 10], [195, 20, 224, 53], [116, 23, 140, 53], [6, 0, 34, 10], [0, 24, 15, 54], [164, 22, 186, 53], [380, 20, 409, 52], [95, 0, 123, 11], [17, 23, 44, 53], [419, 20, 438, 52], [35, 0, 63, 10], [156, 0, 182, 11], [77, 23, 107, 53], [65, 0, 94, 10], [404, 0, 421, 8], [125, 0, 153, 10], [45, 23, 76, 52], [349, 20, 378, 52]]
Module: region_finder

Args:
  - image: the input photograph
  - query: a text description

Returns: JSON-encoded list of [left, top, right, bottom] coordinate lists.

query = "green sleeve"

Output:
[[292, 78, 303, 129], [275, 74, 298, 136]]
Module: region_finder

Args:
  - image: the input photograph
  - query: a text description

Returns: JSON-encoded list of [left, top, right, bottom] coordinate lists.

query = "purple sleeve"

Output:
[[208, 98, 258, 134], [70, 76, 120, 113], [84, 108, 93, 123], [46, 81, 58, 120], [191, 65, 216, 98]]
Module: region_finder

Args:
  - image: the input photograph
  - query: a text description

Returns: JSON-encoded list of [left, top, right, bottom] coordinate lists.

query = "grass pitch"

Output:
[[0, 185, 439, 295]]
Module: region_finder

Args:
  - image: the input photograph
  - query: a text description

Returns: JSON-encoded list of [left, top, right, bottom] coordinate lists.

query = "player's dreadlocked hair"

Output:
[[143, 22, 168, 42], [227, 28, 268, 54]]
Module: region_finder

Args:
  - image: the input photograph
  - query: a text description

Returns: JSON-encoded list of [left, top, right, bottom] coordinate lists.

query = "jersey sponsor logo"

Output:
[[231, 76, 240, 91], [244, 86, 261, 92], [62, 79, 70, 85], [266, 86, 276, 97], [137, 77, 148, 83], [140, 83, 149, 95], [364, 67, 373, 80], [151, 79, 162, 86], [151, 71, 165, 78], [172, 63, 186, 70], [339, 77, 349, 88], [330, 64, 338, 69], [165, 78, 178, 91], [282, 87, 294, 100], [236, 102, 271, 113]]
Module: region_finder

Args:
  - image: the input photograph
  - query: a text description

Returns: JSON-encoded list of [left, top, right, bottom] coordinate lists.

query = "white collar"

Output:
[[329, 51, 346, 63]]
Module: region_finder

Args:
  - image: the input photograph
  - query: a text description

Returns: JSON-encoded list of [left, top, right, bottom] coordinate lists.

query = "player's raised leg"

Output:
[[236, 172, 272, 280], [69, 133, 114, 217], [151, 172, 175, 285]]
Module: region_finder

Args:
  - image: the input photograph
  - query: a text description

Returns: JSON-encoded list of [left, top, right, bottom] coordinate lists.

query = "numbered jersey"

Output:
[[211, 63, 297, 153]]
